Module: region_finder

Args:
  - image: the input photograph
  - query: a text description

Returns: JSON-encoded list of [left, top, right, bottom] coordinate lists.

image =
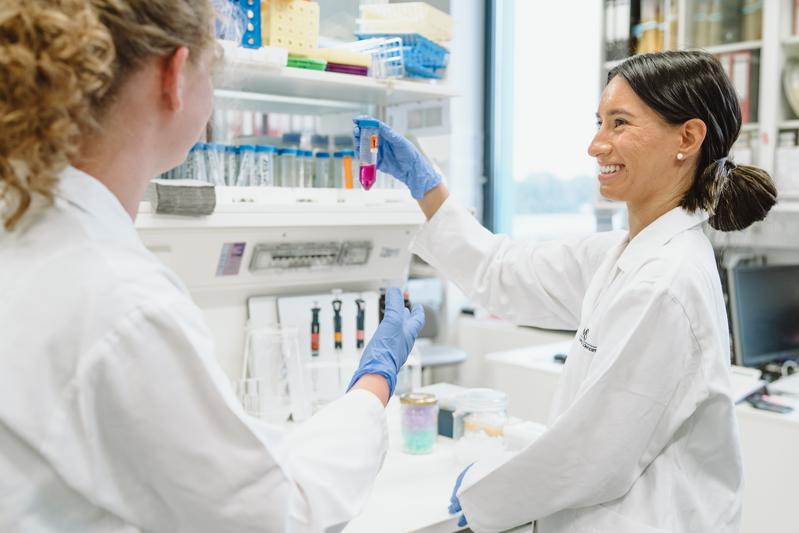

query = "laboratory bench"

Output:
[[343, 397, 533, 533], [485, 341, 799, 533]]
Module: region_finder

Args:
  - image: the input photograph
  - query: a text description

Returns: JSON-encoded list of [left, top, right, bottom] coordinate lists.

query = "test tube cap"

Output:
[[356, 118, 380, 128]]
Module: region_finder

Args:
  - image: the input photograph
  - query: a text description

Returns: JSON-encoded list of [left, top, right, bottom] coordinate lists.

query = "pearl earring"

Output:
[[676, 152, 685, 161]]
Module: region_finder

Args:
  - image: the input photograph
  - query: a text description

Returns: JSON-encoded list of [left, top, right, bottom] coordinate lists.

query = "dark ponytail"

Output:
[[609, 51, 777, 231]]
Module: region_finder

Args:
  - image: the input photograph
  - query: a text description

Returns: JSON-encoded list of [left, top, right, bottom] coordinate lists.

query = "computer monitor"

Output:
[[729, 264, 799, 368]]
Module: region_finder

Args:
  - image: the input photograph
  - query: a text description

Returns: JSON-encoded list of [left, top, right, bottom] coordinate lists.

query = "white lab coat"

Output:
[[0, 167, 387, 533], [410, 198, 742, 533]]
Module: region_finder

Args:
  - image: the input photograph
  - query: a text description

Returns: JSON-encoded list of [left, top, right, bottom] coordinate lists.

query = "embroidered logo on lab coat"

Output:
[[578, 328, 597, 353]]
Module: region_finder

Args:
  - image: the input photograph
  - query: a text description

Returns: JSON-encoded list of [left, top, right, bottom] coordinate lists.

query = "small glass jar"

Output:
[[314, 151, 332, 188], [400, 392, 438, 454], [453, 388, 508, 463]]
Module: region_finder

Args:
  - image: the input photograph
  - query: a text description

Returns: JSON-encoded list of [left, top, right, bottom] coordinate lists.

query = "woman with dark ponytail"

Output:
[[359, 50, 770, 532]]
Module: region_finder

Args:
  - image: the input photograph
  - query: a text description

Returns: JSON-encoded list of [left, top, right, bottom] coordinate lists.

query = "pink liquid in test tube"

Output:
[[359, 164, 376, 190]]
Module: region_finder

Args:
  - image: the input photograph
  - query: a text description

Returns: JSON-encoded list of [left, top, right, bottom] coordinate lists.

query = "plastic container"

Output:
[[205, 143, 226, 186], [334, 150, 355, 189], [254, 145, 276, 186], [356, 32, 449, 79], [356, 118, 379, 190], [313, 151, 332, 188], [400, 392, 438, 454], [224, 145, 240, 186], [261, 0, 320, 56], [183, 143, 207, 181], [236, 144, 257, 186], [357, 2, 453, 44], [300, 150, 314, 188], [453, 388, 508, 464], [278, 148, 299, 187]]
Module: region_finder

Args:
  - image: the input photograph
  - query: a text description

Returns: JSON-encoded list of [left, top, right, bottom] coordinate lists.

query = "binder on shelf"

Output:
[[731, 51, 758, 124], [605, 0, 615, 61]]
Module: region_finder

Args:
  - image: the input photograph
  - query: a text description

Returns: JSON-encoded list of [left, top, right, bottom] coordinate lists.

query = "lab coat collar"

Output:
[[56, 165, 139, 244], [617, 206, 709, 272]]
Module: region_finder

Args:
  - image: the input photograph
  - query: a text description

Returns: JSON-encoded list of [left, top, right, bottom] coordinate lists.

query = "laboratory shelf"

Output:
[[740, 122, 759, 133], [778, 119, 799, 130], [782, 35, 799, 49], [217, 57, 459, 111], [136, 187, 425, 230], [699, 40, 763, 55]]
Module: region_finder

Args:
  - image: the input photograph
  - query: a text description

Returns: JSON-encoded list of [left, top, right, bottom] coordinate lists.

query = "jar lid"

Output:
[[400, 392, 437, 406], [455, 388, 507, 412], [238, 144, 256, 151], [315, 151, 331, 159]]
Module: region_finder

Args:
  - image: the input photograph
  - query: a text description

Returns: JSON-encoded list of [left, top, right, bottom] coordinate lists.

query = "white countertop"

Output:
[[343, 398, 467, 533]]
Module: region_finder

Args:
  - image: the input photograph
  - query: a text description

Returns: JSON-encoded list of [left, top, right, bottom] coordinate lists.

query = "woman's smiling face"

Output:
[[588, 76, 688, 208]]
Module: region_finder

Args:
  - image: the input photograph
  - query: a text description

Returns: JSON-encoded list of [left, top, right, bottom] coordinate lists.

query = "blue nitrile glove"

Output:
[[347, 288, 425, 397], [448, 464, 474, 528], [353, 116, 442, 199]]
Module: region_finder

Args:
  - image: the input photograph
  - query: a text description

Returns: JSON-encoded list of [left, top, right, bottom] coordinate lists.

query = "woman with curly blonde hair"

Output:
[[0, 1, 424, 531]]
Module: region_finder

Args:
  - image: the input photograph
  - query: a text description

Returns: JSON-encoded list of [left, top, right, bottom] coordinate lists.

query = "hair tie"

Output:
[[716, 156, 736, 170]]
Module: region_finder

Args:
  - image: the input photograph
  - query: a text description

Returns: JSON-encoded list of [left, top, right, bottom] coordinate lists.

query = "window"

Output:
[[486, 0, 604, 240]]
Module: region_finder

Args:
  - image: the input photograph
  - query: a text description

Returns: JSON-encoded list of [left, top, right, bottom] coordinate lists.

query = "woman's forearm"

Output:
[[417, 183, 450, 220]]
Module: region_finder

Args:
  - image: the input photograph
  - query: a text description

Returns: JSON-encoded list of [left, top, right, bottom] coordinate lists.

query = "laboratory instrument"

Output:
[[332, 293, 343, 350], [356, 118, 380, 190], [355, 298, 366, 349], [400, 392, 438, 454], [310, 303, 320, 357]]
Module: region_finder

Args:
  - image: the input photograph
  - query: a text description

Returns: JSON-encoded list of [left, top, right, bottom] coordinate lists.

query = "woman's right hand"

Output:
[[352, 116, 442, 200]]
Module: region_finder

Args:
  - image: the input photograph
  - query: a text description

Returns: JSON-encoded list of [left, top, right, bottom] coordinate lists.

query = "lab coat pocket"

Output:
[[572, 504, 670, 533]]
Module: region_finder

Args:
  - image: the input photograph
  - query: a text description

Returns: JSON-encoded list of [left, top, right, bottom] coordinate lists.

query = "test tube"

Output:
[[334, 150, 355, 189], [357, 118, 380, 190], [314, 151, 332, 188]]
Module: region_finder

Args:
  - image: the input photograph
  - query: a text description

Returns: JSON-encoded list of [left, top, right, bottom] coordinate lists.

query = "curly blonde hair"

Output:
[[0, 0, 216, 230]]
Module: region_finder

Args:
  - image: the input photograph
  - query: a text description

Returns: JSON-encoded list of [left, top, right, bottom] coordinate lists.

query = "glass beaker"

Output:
[[240, 325, 309, 423], [453, 388, 508, 464], [356, 118, 380, 190]]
